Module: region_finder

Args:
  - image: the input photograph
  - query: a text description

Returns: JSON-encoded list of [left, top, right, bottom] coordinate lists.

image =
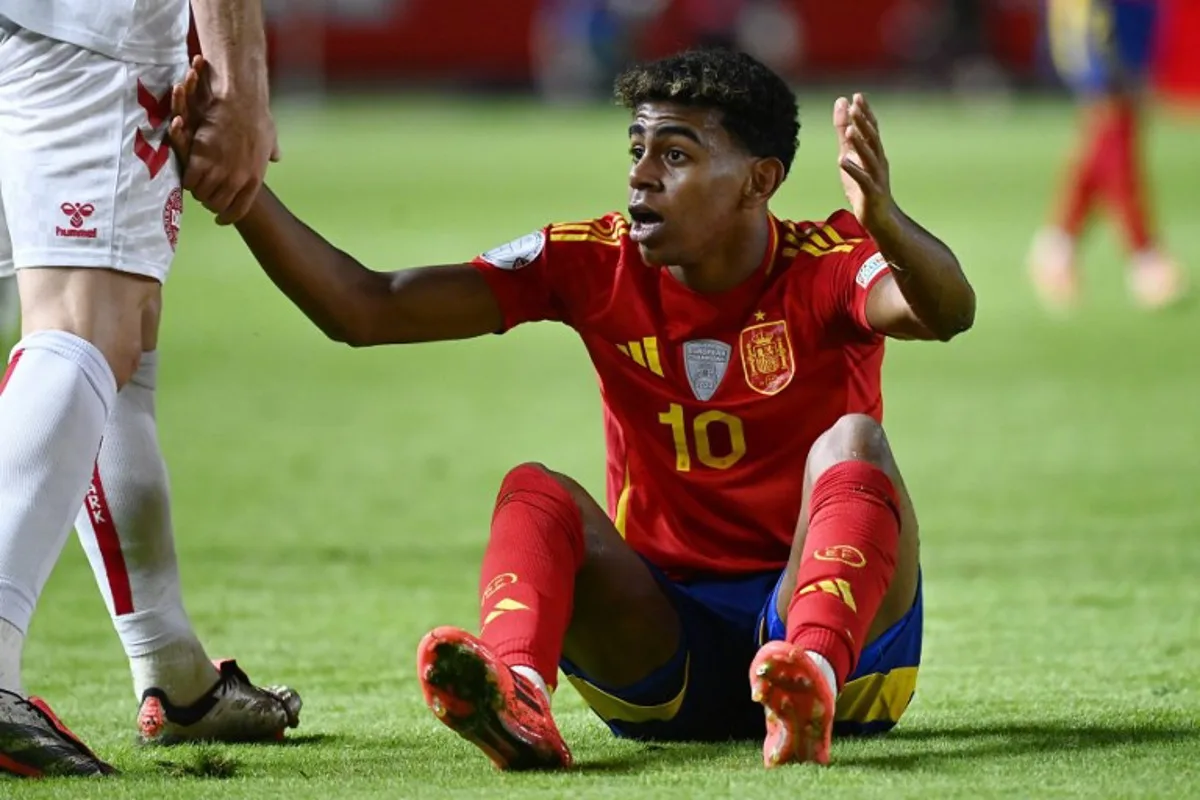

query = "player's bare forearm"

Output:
[[190, 0, 269, 103], [235, 188, 505, 346], [867, 204, 975, 341]]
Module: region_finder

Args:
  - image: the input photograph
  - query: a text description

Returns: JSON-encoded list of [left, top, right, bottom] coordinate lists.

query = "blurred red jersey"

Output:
[[471, 211, 890, 581]]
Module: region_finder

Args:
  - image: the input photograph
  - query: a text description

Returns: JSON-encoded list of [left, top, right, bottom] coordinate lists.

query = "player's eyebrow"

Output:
[[628, 123, 704, 147]]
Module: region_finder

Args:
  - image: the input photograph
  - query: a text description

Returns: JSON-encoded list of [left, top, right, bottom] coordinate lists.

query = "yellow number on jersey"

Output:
[[657, 403, 746, 472]]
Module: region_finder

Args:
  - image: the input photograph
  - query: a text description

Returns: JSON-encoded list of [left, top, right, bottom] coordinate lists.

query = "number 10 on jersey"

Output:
[[657, 403, 746, 471]]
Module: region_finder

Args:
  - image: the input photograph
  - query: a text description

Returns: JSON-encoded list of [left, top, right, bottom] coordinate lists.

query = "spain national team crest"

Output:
[[740, 319, 794, 396], [683, 339, 731, 402]]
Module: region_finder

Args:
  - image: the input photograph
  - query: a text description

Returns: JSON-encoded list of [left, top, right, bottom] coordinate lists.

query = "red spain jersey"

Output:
[[471, 210, 891, 582]]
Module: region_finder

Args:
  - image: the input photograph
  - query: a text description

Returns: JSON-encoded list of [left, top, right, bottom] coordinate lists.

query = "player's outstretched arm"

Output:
[[835, 94, 976, 342], [169, 58, 504, 346], [234, 189, 504, 346]]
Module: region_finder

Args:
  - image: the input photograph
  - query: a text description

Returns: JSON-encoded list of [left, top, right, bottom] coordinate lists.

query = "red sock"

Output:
[[477, 464, 586, 690], [786, 461, 900, 690], [1099, 100, 1153, 253], [1056, 116, 1110, 237]]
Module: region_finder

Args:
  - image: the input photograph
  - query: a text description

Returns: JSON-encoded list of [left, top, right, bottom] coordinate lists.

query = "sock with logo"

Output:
[[786, 461, 900, 691], [477, 464, 586, 694]]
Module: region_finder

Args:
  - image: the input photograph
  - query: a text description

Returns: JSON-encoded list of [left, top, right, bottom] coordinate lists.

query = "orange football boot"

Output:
[[749, 640, 835, 767], [417, 626, 571, 771]]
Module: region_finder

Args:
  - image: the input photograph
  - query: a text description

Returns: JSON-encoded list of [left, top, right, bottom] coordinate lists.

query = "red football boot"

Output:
[[750, 640, 835, 767], [417, 626, 571, 771]]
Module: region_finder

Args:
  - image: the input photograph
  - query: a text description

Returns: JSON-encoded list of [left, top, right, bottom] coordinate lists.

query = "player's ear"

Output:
[[743, 157, 785, 210]]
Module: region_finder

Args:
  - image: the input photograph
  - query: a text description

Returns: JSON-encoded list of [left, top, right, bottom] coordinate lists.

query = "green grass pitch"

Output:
[[5, 93, 1200, 798]]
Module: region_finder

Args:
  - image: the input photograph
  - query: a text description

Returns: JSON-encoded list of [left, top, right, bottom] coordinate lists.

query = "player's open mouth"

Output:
[[628, 205, 665, 243]]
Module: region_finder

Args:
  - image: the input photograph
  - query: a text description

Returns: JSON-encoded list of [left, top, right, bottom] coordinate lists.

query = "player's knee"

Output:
[[140, 290, 163, 353], [808, 414, 894, 478], [494, 462, 588, 564], [15, 267, 158, 387], [496, 462, 585, 518]]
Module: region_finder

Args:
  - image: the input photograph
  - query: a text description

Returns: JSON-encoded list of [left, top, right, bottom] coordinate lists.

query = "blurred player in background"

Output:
[[0, 0, 300, 778], [1029, 0, 1185, 311], [172, 48, 974, 768]]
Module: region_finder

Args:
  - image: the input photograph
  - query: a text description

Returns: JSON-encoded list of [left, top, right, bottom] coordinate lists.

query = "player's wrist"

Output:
[[863, 201, 904, 246], [208, 56, 270, 107]]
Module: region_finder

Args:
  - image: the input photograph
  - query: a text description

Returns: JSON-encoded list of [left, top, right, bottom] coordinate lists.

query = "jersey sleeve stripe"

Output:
[[822, 224, 845, 244], [550, 233, 622, 247], [799, 241, 855, 257]]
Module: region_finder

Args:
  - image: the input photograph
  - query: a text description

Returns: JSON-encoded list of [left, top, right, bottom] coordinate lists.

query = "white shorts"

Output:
[[0, 23, 186, 283]]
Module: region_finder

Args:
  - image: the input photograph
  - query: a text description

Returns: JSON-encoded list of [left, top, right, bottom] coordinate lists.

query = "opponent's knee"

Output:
[[16, 268, 158, 387], [808, 414, 894, 478]]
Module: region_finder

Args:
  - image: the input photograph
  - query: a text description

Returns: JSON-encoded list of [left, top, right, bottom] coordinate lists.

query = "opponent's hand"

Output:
[[176, 55, 279, 226], [835, 93, 897, 234]]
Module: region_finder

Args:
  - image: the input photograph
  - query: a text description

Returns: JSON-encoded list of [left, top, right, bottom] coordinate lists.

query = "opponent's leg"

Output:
[[0, 27, 180, 775], [0, 267, 155, 778], [751, 414, 919, 767], [418, 462, 681, 770], [74, 299, 300, 745]]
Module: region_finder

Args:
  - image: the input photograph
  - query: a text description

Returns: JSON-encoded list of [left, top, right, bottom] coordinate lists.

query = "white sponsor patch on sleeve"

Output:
[[479, 231, 546, 270], [855, 252, 889, 289]]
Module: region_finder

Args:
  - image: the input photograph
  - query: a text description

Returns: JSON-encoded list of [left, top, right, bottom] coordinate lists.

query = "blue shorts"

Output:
[[559, 565, 923, 742], [1047, 0, 1160, 94]]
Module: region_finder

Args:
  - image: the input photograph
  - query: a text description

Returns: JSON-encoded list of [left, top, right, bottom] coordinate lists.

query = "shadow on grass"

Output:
[[142, 733, 346, 780], [837, 720, 1200, 770], [563, 719, 1200, 774]]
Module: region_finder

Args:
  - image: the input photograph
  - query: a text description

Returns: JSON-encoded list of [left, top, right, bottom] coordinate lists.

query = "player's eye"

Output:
[[666, 148, 688, 164], [629, 145, 646, 163]]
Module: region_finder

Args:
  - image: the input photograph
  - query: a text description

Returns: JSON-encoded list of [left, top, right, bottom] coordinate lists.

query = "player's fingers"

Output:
[[168, 116, 190, 160], [833, 96, 851, 130], [858, 93, 881, 134], [848, 125, 884, 178], [839, 157, 876, 193], [187, 162, 225, 201], [850, 103, 883, 157], [171, 84, 186, 121], [181, 161, 206, 192], [214, 180, 260, 226], [833, 99, 855, 158], [190, 55, 208, 90], [183, 67, 200, 107], [204, 180, 243, 221], [839, 157, 872, 190]]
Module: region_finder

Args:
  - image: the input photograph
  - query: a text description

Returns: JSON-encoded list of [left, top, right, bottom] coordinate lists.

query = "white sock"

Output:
[[74, 351, 218, 705], [805, 651, 838, 699], [0, 331, 116, 694], [512, 665, 551, 706], [0, 618, 23, 695]]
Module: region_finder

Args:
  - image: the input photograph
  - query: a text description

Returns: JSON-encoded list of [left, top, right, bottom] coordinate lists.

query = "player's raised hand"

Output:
[[834, 93, 897, 233], [177, 54, 279, 226]]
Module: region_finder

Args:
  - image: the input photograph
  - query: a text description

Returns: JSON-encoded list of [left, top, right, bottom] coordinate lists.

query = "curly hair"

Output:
[[614, 48, 800, 176]]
